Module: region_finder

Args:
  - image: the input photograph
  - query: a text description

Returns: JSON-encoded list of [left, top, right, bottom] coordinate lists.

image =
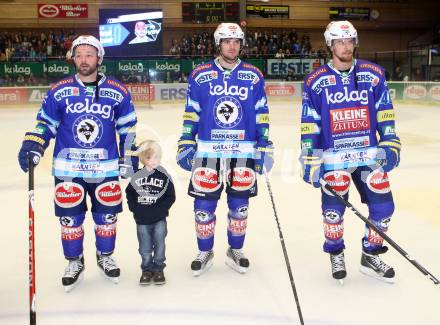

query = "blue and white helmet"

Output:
[[69, 35, 105, 65], [324, 21, 358, 47], [214, 23, 245, 46]]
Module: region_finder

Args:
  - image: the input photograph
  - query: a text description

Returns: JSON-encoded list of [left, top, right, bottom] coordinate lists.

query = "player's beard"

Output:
[[335, 50, 354, 63], [76, 63, 98, 78]]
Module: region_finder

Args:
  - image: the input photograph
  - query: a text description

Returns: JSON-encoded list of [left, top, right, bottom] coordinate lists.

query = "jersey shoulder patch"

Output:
[[305, 65, 328, 87], [50, 76, 75, 91], [106, 77, 129, 95], [357, 59, 384, 78], [241, 62, 264, 78], [191, 62, 214, 79]]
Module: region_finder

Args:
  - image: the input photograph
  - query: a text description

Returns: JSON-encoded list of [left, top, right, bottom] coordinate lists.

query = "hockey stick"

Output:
[[28, 158, 36, 325], [263, 169, 305, 325], [320, 179, 440, 286]]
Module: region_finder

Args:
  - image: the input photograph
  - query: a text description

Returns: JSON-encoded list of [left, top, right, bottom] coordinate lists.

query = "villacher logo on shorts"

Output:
[[54, 182, 84, 208], [95, 182, 122, 206]]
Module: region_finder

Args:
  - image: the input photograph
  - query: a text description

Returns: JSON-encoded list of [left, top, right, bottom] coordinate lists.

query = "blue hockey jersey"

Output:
[[181, 59, 269, 159], [35, 73, 137, 178], [301, 59, 397, 170]]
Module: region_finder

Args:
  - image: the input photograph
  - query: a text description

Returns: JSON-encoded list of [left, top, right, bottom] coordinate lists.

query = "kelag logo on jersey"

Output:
[[330, 106, 370, 133], [209, 81, 249, 101], [325, 87, 369, 105], [214, 96, 243, 128], [195, 70, 218, 85], [66, 98, 113, 119], [72, 114, 103, 148], [54, 87, 79, 101]]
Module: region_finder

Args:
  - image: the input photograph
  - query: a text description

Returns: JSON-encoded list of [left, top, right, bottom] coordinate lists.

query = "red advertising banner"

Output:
[[38, 4, 88, 18], [0, 88, 28, 105], [125, 84, 155, 102]]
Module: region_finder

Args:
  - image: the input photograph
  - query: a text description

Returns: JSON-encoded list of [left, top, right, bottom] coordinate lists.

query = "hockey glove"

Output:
[[119, 155, 139, 179], [254, 141, 274, 175], [375, 138, 401, 173], [299, 148, 324, 188], [18, 132, 49, 172], [176, 138, 196, 172]]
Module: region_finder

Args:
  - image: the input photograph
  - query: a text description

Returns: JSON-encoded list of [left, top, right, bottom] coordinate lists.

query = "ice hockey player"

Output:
[[299, 21, 401, 284], [176, 22, 274, 276], [18, 35, 138, 292]]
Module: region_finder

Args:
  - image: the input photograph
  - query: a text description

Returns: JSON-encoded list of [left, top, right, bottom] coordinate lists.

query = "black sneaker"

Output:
[[153, 271, 166, 285], [96, 253, 120, 283], [225, 247, 249, 274], [139, 271, 153, 285], [62, 256, 85, 292], [330, 250, 347, 284], [191, 250, 214, 276], [360, 247, 395, 283]]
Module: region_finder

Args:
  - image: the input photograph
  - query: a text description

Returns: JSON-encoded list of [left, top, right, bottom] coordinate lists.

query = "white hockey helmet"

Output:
[[324, 20, 358, 47], [214, 23, 245, 46], [70, 35, 105, 65]]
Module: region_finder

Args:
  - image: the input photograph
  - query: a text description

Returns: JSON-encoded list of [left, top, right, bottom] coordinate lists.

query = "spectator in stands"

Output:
[[275, 48, 285, 58], [412, 67, 423, 81], [178, 72, 188, 83], [15, 74, 25, 86], [392, 65, 404, 81], [285, 69, 296, 81]]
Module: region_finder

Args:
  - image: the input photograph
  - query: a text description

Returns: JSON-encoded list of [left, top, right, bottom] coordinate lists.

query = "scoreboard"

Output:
[[182, 2, 239, 24]]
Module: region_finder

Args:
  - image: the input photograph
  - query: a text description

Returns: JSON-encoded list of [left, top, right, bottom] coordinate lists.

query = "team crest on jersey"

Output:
[[195, 70, 218, 84], [214, 96, 243, 128], [54, 87, 79, 101], [72, 114, 103, 148]]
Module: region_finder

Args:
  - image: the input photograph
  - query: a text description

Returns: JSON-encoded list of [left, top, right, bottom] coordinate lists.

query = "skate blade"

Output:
[[225, 257, 248, 274], [359, 266, 395, 284], [99, 269, 120, 284], [192, 259, 213, 277], [337, 279, 344, 286], [63, 271, 84, 293]]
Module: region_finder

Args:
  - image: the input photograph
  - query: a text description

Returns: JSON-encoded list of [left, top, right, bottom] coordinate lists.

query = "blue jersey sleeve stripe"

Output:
[[116, 111, 137, 126]]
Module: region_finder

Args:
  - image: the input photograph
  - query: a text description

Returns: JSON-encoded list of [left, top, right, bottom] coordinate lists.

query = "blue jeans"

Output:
[[136, 219, 167, 272]]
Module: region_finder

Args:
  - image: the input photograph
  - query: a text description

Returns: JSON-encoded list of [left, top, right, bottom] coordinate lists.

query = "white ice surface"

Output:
[[1, 100, 439, 325]]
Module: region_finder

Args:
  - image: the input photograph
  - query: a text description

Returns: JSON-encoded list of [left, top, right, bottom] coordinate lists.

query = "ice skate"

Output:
[[96, 253, 120, 284], [360, 247, 395, 284], [62, 256, 85, 293], [225, 247, 249, 274], [330, 250, 347, 285], [191, 250, 214, 276]]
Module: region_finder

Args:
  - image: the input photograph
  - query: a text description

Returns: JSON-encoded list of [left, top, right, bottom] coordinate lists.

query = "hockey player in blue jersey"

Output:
[[176, 23, 274, 276], [299, 21, 401, 284], [18, 35, 138, 292]]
